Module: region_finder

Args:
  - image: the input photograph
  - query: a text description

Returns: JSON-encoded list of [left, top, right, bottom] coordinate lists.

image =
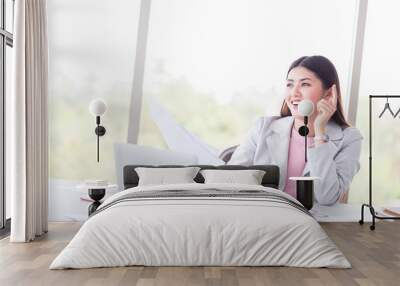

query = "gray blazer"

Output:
[[228, 116, 363, 205]]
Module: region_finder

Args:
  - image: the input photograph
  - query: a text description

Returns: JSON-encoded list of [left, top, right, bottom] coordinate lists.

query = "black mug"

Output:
[[296, 180, 314, 210]]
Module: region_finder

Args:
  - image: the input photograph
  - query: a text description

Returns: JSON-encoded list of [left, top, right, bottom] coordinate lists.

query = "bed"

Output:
[[50, 165, 350, 269]]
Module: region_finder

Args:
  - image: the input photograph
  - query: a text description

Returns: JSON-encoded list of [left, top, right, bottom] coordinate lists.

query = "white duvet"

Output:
[[50, 183, 350, 269]]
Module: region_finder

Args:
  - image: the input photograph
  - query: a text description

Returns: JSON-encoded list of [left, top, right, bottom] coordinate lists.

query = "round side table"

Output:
[[289, 177, 319, 210], [77, 184, 118, 216], [87, 187, 106, 216]]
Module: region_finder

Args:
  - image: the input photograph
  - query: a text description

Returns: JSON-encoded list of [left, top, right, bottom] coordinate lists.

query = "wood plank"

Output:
[[0, 222, 399, 286]]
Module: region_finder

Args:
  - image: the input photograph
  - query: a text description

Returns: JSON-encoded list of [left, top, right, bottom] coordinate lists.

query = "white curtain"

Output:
[[8, 0, 48, 242]]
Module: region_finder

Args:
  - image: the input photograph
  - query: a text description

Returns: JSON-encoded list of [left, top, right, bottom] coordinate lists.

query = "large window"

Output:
[[1, 0, 14, 231], [139, 0, 358, 154], [48, 0, 140, 184], [350, 0, 400, 204], [48, 0, 400, 207]]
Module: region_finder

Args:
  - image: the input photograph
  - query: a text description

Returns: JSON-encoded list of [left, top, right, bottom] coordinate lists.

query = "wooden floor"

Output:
[[0, 222, 399, 286]]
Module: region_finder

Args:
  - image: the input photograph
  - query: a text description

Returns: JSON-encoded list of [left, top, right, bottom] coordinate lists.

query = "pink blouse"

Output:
[[283, 128, 314, 199]]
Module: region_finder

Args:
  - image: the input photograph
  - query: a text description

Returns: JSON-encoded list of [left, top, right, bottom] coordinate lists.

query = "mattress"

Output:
[[50, 183, 350, 269]]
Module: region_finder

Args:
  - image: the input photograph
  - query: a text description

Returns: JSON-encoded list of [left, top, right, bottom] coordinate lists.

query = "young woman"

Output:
[[228, 55, 363, 205]]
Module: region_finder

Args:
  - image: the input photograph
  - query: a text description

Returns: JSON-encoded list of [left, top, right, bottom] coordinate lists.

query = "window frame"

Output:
[[0, 0, 13, 233]]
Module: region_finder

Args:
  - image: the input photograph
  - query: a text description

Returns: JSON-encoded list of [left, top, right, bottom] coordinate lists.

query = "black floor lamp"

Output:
[[359, 95, 400, 230], [89, 99, 107, 162]]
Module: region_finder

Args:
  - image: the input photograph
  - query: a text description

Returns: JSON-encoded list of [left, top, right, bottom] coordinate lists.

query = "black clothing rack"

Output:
[[359, 95, 400, 230]]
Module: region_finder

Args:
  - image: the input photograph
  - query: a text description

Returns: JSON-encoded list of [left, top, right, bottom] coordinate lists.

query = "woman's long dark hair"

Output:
[[280, 55, 350, 128]]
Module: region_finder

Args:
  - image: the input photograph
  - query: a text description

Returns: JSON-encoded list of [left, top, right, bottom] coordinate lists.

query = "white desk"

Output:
[[310, 203, 372, 222], [48, 179, 373, 222]]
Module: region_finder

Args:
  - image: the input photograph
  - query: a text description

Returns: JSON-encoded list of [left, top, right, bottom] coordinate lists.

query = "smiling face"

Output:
[[285, 66, 327, 119]]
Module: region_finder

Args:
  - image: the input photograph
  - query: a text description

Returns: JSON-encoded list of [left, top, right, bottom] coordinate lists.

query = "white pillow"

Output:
[[135, 167, 200, 186], [200, 169, 266, 185]]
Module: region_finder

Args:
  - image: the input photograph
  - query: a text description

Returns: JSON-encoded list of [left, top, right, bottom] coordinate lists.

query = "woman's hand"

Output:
[[314, 84, 337, 134]]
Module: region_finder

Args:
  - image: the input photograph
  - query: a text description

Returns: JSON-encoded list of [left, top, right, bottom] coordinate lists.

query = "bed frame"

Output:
[[123, 165, 280, 190]]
